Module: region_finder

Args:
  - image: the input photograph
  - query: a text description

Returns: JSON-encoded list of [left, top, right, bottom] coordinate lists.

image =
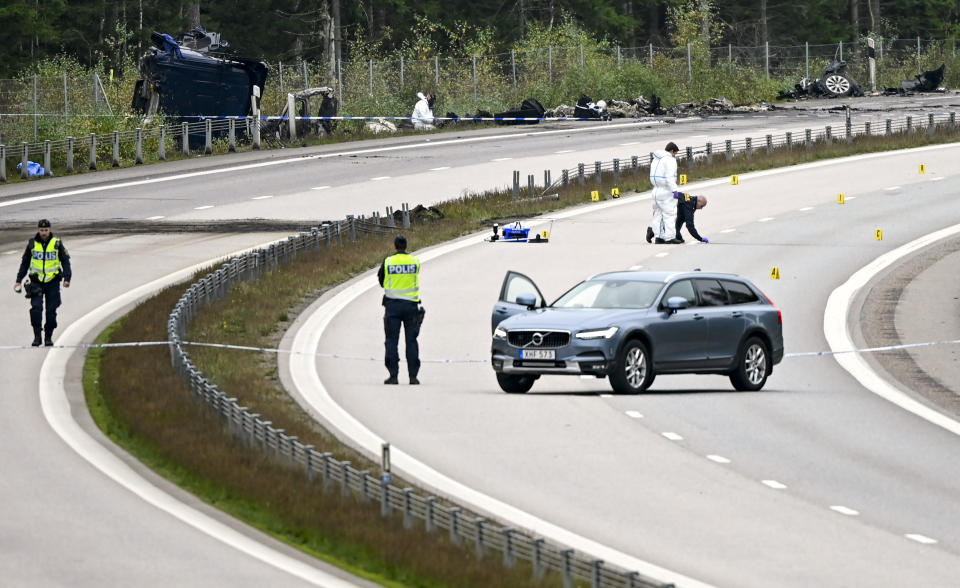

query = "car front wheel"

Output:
[[496, 373, 535, 394], [609, 339, 655, 394], [729, 337, 769, 391]]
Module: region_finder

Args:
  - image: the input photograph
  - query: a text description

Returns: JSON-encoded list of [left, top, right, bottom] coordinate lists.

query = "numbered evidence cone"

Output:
[[837, 193, 845, 204], [731, 175, 739, 185], [679, 174, 687, 185], [611, 187, 620, 198], [591, 190, 600, 201], [875, 229, 883, 241], [770, 267, 781, 280], [919, 164, 926, 174]]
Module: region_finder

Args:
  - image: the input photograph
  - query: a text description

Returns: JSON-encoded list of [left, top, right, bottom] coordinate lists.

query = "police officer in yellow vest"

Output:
[[14, 219, 72, 347], [377, 235, 421, 385]]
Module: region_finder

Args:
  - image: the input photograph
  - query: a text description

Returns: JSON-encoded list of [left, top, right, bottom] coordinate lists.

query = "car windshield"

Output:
[[552, 279, 664, 309]]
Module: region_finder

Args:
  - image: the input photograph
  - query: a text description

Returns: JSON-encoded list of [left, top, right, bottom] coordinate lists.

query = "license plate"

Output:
[[521, 349, 555, 360]]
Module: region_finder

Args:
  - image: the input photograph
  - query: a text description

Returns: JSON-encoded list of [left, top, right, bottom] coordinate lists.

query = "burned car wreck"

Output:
[[131, 27, 267, 145], [779, 60, 864, 99], [885, 64, 947, 94]]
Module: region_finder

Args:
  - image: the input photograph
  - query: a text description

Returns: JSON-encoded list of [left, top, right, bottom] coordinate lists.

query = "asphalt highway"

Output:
[[1, 93, 958, 586]]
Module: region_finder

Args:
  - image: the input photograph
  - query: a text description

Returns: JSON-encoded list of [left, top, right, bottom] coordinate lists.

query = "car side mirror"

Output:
[[665, 296, 690, 313], [516, 294, 538, 310]]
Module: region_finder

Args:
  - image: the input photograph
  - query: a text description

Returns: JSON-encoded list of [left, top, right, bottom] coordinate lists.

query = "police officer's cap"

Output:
[[37, 219, 52, 228], [665, 142, 679, 153], [394, 235, 407, 250]]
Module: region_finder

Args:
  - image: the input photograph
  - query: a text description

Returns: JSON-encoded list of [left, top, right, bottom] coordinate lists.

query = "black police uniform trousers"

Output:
[[383, 298, 421, 379], [30, 278, 62, 333]]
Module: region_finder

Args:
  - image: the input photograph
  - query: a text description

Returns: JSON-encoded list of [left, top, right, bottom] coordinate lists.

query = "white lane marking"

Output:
[[931, 177, 944, 181], [825, 222, 960, 437], [762, 480, 787, 489], [628, 264, 643, 270], [429, 166, 450, 171], [720, 228, 736, 233], [3, 250, 17, 255], [39, 239, 354, 587], [194, 205, 214, 210], [492, 157, 513, 162], [371, 176, 391, 181], [885, 186, 900, 190], [625, 410, 644, 419], [905, 534, 938, 545], [599, 394, 613, 398], [706, 455, 731, 464], [846, 196, 857, 200], [662, 432, 684, 441], [554, 149, 574, 154], [145, 215, 165, 220], [251, 195, 274, 200], [830, 505, 860, 516], [311, 185, 331, 191], [799, 206, 814, 211], [655, 252, 669, 258], [758, 217, 774, 222], [620, 141, 640, 146]]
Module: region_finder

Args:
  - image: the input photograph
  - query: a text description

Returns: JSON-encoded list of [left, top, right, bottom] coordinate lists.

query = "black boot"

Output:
[[44, 326, 54, 347], [32, 327, 42, 347], [645, 226, 654, 243]]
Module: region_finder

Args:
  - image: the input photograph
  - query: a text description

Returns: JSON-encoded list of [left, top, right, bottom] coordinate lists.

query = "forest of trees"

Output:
[[2, 0, 959, 77]]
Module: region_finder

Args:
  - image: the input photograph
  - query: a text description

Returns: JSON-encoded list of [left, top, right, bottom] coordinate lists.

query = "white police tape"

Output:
[[2, 338, 958, 362]]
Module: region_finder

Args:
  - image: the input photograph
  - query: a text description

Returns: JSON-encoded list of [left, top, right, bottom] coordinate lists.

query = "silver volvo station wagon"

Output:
[[490, 270, 784, 394]]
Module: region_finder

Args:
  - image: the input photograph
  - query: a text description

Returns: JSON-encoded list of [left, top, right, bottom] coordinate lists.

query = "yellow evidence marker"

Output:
[[875, 229, 883, 241], [770, 267, 781, 280], [731, 175, 739, 185], [837, 193, 845, 204], [591, 190, 600, 201], [679, 174, 688, 185], [611, 187, 620, 198], [919, 163, 926, 174], [541, 230, 550, 239]]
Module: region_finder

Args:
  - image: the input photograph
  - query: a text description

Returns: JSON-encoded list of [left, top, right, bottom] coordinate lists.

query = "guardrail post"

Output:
[[182, 122, 190, 156], [577, 162, 585, 185], [402, 488, 413, 529], [785, 132, 792, 151], [359, 471, 371, 503], [0, 145, 6, 182], [43, 140, 51, 175], [339, 461, 351, 497], [449, 507, 462, 544], [425, 496, 436, 533], [613, 157, 621, 182], [228, 119, 236, 152], [512, 170, 520, 199], [951, 112, 956, 128], [205, 119, 213, 154], [745, 137, 752, 159], [543, 169, 550, 188], [135, 128, 143, 164], [766, 134, 773, 154], [864, 122, 871, 137], [562, 169, 569, 187], [320, 452, 333, 492], [347, 215, 357, 243], [705, 142, 712, 164], [626, 571, 640, 588], [66, 137, 74, 173], [906, 116, 912, 134], [846, 120, 852, 144], [591, 559, 604, 588], [533, 538, 545, 580], [502, 528, 515, 567], [110, 130, 119, 167], [562, 549, 574, 588], [805, 128, 812, 149], [594, 160, 602, 184], [885, 118, 892, 136], [725, 140, 732, 161], [825, 125, 832, 144], [527, 174, 535, 197], [631, 155, 639, 175], [684, 147, 693, 169], [928, 113, 936, 138], [402, 203, 410, 229], [475, 518, 486, 559], [21, 142, 29, 178], [159, 126, 166, 160]]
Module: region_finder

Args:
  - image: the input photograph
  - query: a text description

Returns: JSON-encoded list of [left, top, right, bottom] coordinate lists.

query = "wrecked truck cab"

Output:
[[132, 30, 267, 147]]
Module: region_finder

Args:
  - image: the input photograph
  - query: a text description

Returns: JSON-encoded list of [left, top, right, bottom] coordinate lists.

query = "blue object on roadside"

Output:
[[502, 222, 531, 241], [159, 33, 183, 58], [16, 161, 48, 177]]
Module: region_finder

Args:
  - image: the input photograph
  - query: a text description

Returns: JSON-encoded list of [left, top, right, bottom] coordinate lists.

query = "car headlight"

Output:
[[575, 327, 619, 340], [493, 326, 508, 339]]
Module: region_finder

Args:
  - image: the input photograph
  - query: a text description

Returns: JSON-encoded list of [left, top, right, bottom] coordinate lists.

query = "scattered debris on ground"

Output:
[[883, 64, 947, 95]]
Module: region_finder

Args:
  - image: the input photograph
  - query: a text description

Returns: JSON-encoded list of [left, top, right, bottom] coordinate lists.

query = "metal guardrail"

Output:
[[165, 214, 670, 588]]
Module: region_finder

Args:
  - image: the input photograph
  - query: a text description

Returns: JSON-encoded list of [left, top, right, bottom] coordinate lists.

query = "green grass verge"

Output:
[[84, 123, 960, 587]]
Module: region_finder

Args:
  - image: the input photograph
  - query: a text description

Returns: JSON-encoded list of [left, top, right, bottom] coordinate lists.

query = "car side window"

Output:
[[660, 280, 696, 309], [504, 274, 543, 307], [694, 279, 728, 306], [720, 279, 760, 305]]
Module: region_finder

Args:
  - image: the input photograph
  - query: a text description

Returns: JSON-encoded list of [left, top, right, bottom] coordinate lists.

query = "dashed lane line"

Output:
[[885, 186, 900, 190], [662, 432, 684, 441], [252, 195, 274, 200], [706, 455, 731, 464], [758, 217, 774, 222], [429, 166, 451, 171], [554, 149, 574, 154], [905, 534, 938, 545], [194, 205, 214, 210], [145, 215, 164, 220], [799, 207, 814, 211], [829, 505, 860, 516], [625, 410, 644, 419], [492, 157, 513, 162], [655, 252, 669, 258], [371, 176, 391, 181], [761, 480, 787, 489], [311, 186, 331, 191], [720, 228, 736, 233]]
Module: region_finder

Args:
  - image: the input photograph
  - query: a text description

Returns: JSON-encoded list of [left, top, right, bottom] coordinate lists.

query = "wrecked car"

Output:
[[131, 28, 268, 147], [890, 64, 947, 94], [264, 87, 339, 140], [779, 60, 863, 99]]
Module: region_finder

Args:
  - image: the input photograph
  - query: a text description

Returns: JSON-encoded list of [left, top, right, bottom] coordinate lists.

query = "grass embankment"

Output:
[[85, 123, 960, 586]]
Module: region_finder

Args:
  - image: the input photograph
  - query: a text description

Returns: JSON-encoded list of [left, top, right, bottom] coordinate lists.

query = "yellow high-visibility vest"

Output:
[[30, 237, 61, 283], [383, 253, 420, 302]]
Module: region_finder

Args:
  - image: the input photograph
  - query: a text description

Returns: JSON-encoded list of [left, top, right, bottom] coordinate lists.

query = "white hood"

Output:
[[649, 149, 679, 193]]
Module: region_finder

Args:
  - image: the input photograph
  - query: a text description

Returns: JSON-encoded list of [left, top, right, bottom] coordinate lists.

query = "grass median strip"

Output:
[[85, 123, 960, 586]]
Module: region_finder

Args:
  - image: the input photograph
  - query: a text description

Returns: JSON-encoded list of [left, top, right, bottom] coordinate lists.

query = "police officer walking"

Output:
[[13, 219, 72, 347], [377, 235, 421, 385]]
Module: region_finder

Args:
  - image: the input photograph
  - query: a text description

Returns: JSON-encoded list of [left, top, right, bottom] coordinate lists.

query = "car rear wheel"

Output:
[[729, 337, 769, 391], [822, 74, 852, 96], [609, 340, 655, 394], [496, 373, 535, 394]]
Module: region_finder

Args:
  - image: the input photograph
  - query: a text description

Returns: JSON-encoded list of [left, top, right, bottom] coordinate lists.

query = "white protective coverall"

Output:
[[411, 92, 435, 130], [649, 149, 680, 240]]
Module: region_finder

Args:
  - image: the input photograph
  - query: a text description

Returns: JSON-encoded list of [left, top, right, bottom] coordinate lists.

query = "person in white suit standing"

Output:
[[647, 142, 684, 244], [411, 92, 436, 130]]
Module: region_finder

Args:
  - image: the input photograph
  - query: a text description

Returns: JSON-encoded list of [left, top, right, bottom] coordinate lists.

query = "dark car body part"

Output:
[[131, 29, 268, 147], [894, 64, 947, 93], [263, 87, 339, 140], [490, 270, 784, 394], [494, 98, 545, 125]]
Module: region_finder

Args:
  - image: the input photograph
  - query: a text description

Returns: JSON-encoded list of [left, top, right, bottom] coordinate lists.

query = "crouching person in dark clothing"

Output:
[[377, 235, 422, 385], [13, 219, 72, 346], [674, 193, 709, 243]]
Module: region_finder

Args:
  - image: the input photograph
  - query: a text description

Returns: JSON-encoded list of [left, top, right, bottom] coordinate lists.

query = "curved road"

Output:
[[0, 94, 957, 585]]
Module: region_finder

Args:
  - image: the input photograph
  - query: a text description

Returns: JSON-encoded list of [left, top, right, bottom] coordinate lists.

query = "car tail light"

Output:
[[757, 287, 782, 325]]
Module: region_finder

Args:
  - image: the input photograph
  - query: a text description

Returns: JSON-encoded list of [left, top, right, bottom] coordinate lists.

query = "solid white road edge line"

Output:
[[38, 238, 360, 588], [824, 221, 960, 437]]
